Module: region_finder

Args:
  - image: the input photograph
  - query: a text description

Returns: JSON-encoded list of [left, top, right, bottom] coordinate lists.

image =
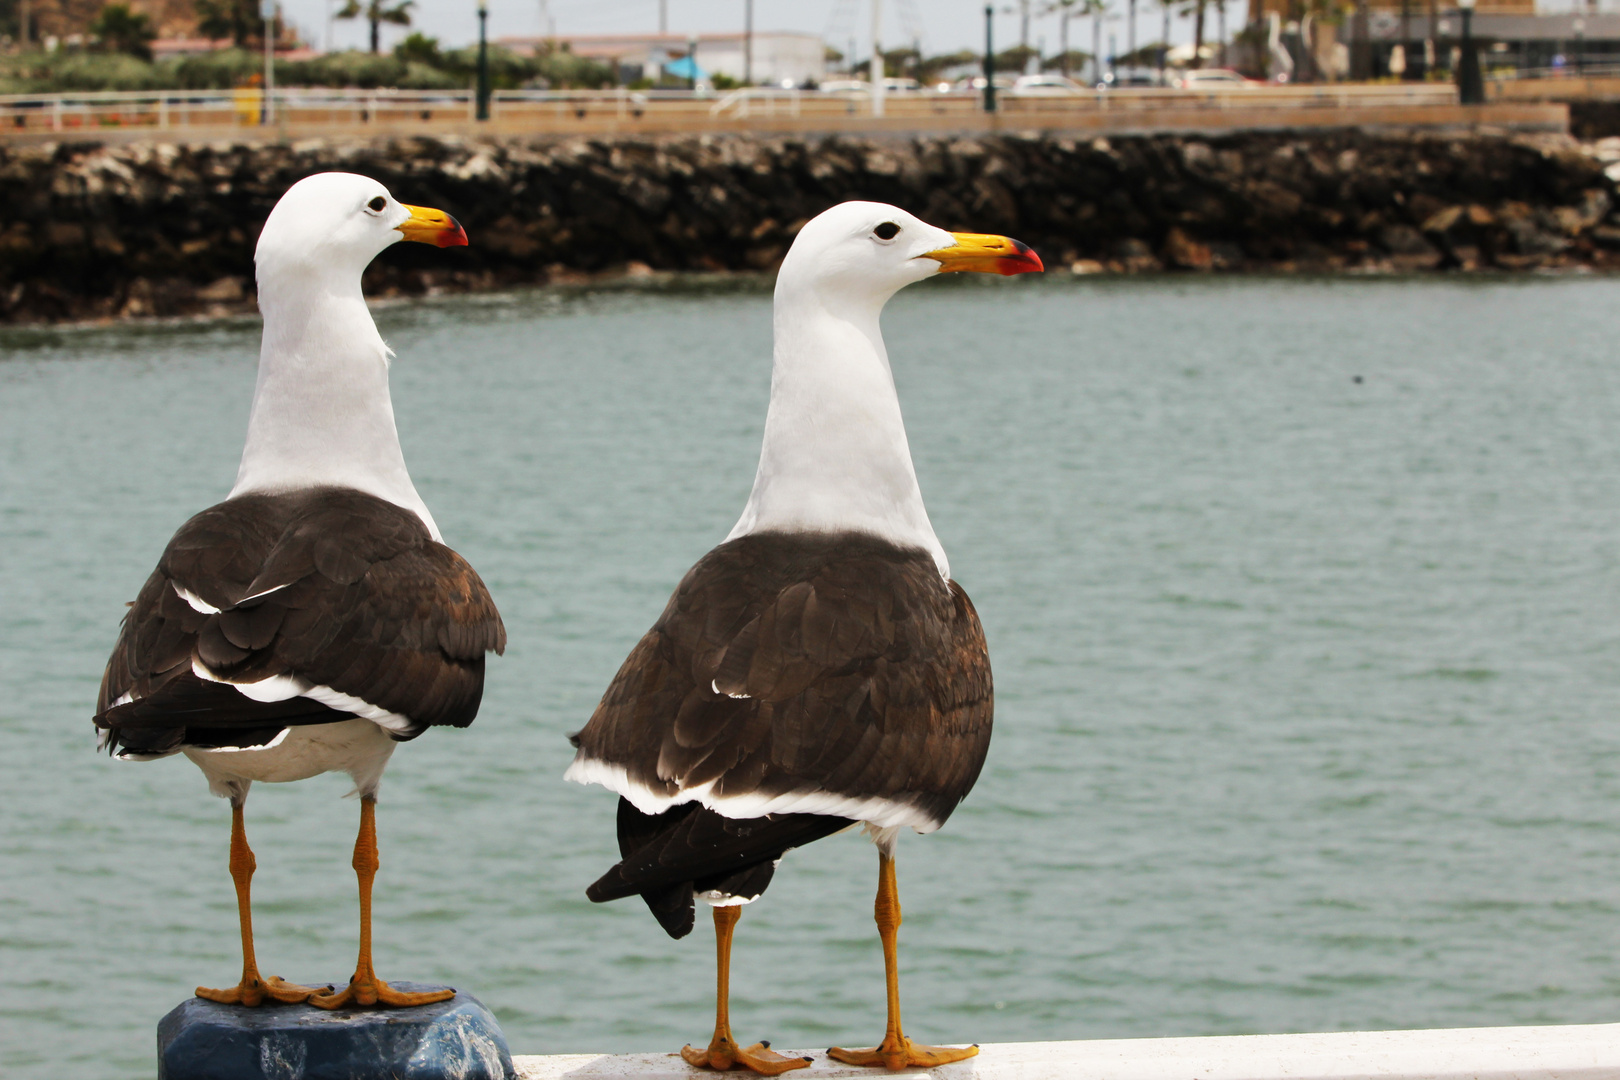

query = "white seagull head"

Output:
[[775, 200, 1043, 313], [254, 172, 467, 284]]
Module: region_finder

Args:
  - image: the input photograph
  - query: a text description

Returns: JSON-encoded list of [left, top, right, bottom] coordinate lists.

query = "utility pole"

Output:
[[1092, 7, 1101, 83], [261, 0, 276, 124], [745, 0, 753, 84], [871, 0, 885, 117], [1128, 0, 1136, 68], [1158, 0, 1169, 84], [1020, 0, 1030, 47], [984, 3, 997, 110], [539, 0, 554, 37], [659, 0, 667, 34]]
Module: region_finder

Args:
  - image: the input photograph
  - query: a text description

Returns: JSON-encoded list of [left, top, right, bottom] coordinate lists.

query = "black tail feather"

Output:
[[587, 797, 853, 939]]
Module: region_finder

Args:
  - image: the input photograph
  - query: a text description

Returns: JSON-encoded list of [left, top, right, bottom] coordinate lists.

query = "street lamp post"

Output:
[[476, 0, 490, 121], [1456, 0, 1482, 104], [871, 0, 885, 118], [261, 0, 276, 125], [744, 0, 753, 85], [1575, 16, 1586, 75]]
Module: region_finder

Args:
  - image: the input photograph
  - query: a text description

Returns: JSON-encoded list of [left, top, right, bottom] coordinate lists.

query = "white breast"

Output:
[[184, 719, 398, 799]]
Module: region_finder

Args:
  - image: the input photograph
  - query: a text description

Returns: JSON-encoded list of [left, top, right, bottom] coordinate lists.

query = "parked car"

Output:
[[1170, 68, 1260, 89], [817, 77, 923, 96], [1098, 67, 1161, 88], [952, 74, 1019, 93], [1010, 73, 1090, 96], [818, 79, 871, 96]]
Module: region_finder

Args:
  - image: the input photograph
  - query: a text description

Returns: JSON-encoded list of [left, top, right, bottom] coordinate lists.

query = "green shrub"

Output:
[[0, 38, 614, 92]]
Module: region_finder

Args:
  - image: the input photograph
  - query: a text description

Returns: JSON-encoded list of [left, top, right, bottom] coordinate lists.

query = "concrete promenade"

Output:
[[511, 1023, 1620, 1079]]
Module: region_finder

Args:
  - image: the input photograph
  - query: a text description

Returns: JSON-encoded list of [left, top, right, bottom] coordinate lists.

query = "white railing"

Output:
[[710, 86, 803, 118], [0, 82, 1463, 135]]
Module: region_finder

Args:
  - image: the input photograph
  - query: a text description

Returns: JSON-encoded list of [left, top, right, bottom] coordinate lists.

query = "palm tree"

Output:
[[1176, 0, 1208, 68], [194, 0, 266, 47], [91, 1, 157, 58], [1044, 0, 1079, 75], [1085, 0, 1109, 83], [337, 0, 413, 54], [1158, 0, 1171, 82], [1045, 0, 1107, 81]]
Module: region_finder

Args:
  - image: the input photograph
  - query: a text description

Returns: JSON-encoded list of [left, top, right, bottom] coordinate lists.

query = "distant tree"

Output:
[[1115, 40, 1167, 66], [880, 45, 919, 79], [915, 48, 978, 84], [393, 30, 439, 65], [337, 0, 412, 55], [1178, 0, 1209, 67], [1043, 48, 1092, 73], [994, 43, 1040, 72], [90, 2, 156, 59], [194, 0, 262, 47]]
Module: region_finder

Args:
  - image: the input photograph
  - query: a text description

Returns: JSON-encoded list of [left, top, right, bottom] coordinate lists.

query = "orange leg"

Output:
[[195, 802, 319, 1006], [680, 905, 812, 1075], [309, 797, 453, 1010], [826, 853, 979, 1071]]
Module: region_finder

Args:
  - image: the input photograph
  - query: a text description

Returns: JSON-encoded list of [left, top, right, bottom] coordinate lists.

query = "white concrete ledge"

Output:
[[514, 1023, 1620, 1079]]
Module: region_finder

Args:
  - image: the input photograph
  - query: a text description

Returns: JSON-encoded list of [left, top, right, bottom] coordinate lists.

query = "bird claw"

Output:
[[827, 1035, 979, 1071], [196, 974, 321, 1007], [680, 1037, 812, 1074], [307, 976, 453, 1011]]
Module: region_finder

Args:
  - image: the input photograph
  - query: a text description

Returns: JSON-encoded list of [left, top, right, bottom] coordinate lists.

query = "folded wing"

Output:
[[96, 488, 506, 758]]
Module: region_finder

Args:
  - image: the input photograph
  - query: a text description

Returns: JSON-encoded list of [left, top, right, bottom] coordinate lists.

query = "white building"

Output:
[[499, 31, 827, 86]]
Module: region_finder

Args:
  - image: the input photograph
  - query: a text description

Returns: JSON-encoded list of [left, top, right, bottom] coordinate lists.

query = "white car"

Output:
[[818, 79, 871, 96], [817, 77, 923, 96], [952, 74, 1018, 93], [1010, 73, 1090, 96], [1170, 68, 1257, 89]]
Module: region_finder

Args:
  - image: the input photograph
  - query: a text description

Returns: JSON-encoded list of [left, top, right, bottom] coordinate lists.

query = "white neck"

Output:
[[727, 287, 948, 578], [229, 271, 439, 540]]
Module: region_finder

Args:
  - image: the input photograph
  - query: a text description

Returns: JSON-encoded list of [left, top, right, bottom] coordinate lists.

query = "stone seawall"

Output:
[[3, 129, 1618, 324]]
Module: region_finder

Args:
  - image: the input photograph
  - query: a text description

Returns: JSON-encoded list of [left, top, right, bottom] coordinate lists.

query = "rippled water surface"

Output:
[[7, 274, 1620, 1077]]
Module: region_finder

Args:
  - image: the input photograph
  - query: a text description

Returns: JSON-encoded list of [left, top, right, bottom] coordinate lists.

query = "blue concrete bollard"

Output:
[[157, 983, 515, 1080]]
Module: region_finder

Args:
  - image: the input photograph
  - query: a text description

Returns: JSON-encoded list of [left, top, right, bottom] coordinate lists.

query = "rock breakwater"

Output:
[[3, 129, 1618, 324]]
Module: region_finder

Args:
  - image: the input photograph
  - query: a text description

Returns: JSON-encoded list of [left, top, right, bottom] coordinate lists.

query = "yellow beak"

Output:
[[922, 232, 1043, 275], [397, 204, 468, 248]]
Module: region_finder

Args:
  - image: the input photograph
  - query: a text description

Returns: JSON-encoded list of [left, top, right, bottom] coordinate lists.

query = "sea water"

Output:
[[5, 274, 1620, 1077]]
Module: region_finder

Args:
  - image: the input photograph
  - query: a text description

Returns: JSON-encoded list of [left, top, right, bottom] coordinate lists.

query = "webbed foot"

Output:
[[307, 976, 453, 1010], [826, 1035, 979, 1071], [195, 975, 321, 1007], [680, 1035, 813, 1074]]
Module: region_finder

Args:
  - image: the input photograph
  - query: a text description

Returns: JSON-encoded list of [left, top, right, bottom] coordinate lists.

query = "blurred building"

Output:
[[1244, 0, 1620, 78], [499, 31, 827, 86]]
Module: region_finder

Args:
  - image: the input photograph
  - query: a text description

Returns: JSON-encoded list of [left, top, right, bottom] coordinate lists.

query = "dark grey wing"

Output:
[[96, 488, 505, 758], [571, 531, 994, 832]]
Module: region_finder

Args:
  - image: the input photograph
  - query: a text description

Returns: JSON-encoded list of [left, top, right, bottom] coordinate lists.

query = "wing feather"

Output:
[[95, 488, 505, 754], [570, 531, 992, 830]]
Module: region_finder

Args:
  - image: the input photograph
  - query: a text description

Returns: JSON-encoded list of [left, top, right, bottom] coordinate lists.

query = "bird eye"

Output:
[[367, 196, 387, 213], [873, 222, 901, 241]]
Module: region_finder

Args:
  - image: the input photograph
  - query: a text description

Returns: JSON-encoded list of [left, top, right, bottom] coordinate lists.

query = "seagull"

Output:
[[94, 172, 505, 1011], [566, 201, 1041, 1073]]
